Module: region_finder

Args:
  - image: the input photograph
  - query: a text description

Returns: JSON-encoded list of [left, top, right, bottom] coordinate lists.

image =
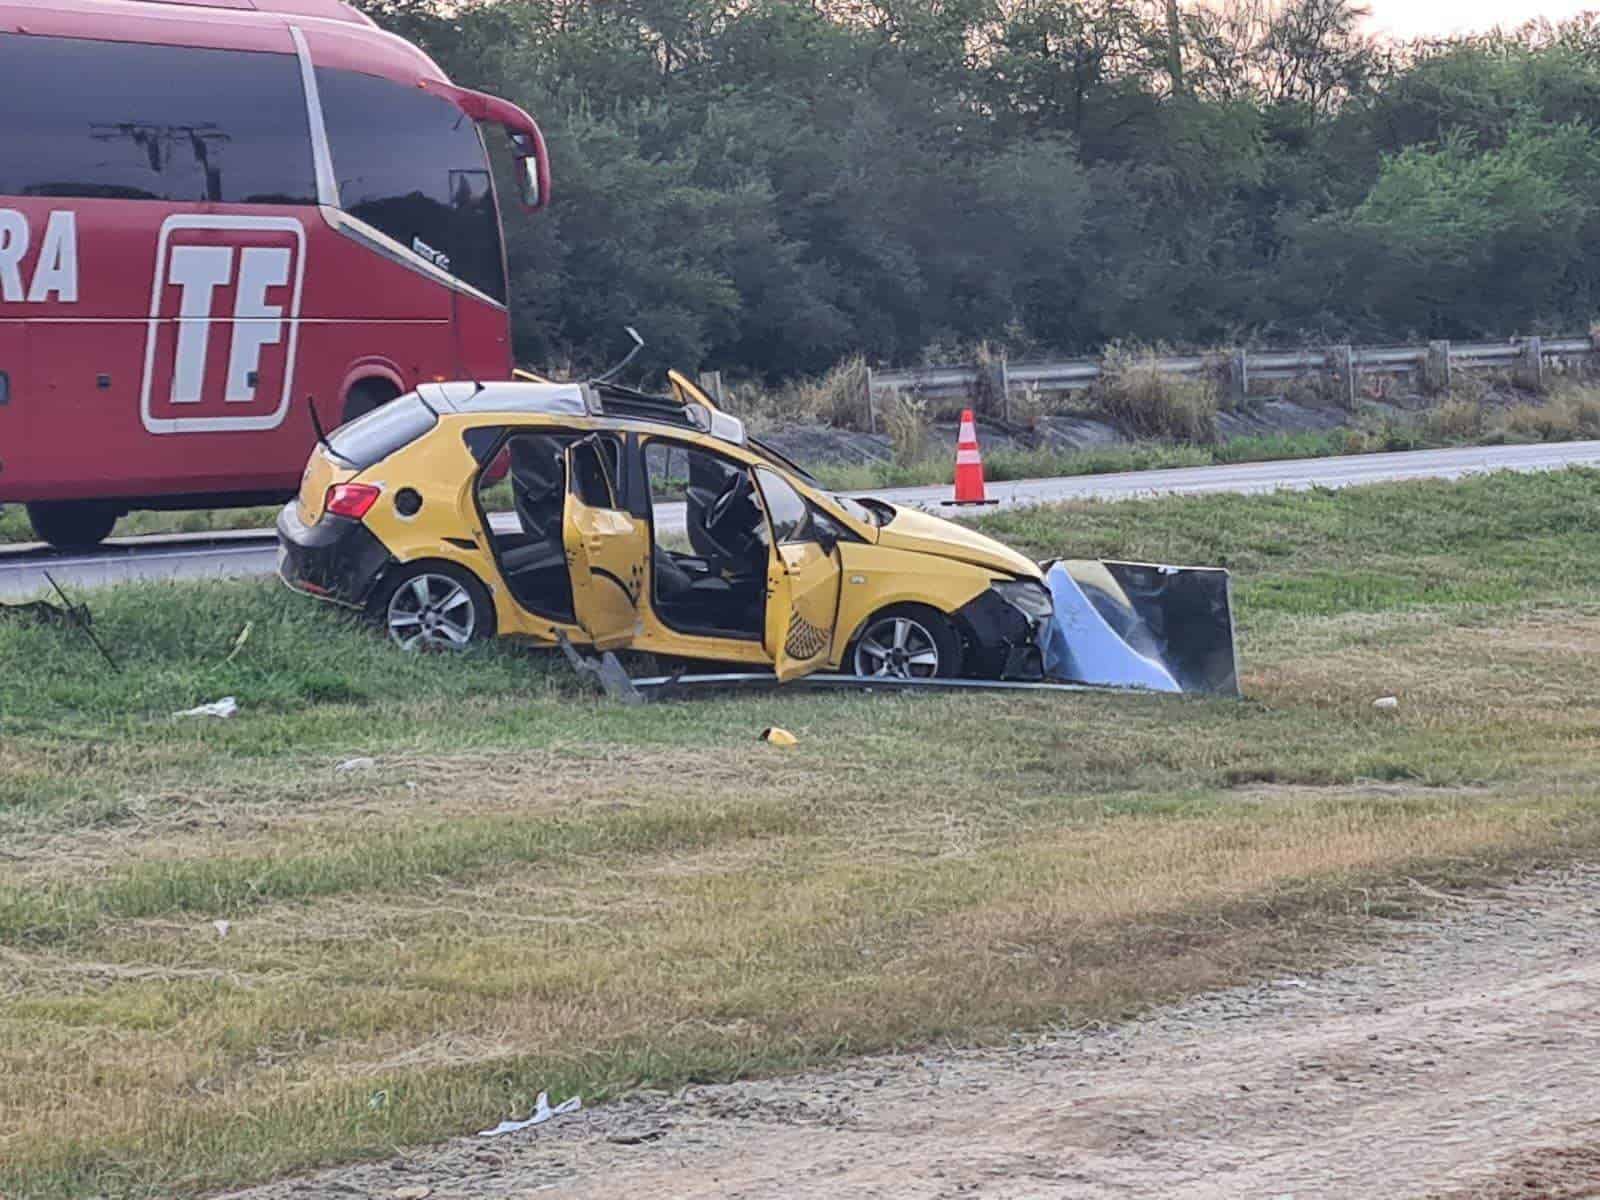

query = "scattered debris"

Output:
[[0, 598, 77, 627], [556, 633, 643, 705], [224, 621, 253, 664], [212, 919, 231, 938], [760, 727, 799, 747], [369, 1090, 390, 1112], [477, 1091, 581, 1138], [1374, 696, 1401, 710], [607, 1127, 668, 1145], [336, 757, 377, 773], [391, 1187, 432, 1200], [1, 573, 120, 672], [174, 697, 239, 720]]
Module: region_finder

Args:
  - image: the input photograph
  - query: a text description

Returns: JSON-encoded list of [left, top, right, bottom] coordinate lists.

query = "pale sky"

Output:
[[1363, 0, 1596, 38]]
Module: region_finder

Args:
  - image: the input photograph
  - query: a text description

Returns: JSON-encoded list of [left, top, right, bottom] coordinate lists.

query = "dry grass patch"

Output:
[[6, 474, 1600, 1196], [5, 785, 1592, 1196]]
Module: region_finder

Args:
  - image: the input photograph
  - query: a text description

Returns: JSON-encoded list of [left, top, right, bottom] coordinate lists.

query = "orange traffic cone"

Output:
[[944, 409, 998, 506]]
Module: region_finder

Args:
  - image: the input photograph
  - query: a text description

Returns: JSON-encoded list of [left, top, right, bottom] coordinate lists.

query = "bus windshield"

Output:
[[316, 67, 506, 304]]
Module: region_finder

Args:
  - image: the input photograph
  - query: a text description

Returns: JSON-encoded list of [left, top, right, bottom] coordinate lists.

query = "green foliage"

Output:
[[350, 0, 1600, 380]]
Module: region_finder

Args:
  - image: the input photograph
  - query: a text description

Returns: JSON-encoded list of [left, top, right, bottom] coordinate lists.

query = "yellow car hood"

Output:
[[872, 505, 1042, 579]]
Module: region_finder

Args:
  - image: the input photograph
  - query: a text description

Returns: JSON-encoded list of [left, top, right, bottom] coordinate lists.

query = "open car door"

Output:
[[754, 468, 842, 682], [563, 436, 648, 651]]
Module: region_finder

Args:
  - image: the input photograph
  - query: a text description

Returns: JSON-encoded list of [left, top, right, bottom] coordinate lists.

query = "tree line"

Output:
[[361, 0, 1600, 381]]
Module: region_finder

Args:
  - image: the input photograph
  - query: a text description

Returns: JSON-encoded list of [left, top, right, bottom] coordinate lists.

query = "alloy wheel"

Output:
[[387, 573, 478, 650], [853, 615, 942, 679]]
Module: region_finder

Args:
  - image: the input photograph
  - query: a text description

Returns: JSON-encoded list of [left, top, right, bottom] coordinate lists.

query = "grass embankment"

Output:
[[3, 471, 1600, 1196], [811, 384, 1600, 490]]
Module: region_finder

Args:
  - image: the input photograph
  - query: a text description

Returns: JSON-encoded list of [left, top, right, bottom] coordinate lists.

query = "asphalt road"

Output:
[[3, 438, 1598, 600]]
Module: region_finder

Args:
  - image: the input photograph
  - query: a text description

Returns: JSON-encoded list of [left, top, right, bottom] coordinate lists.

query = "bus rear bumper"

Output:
[[276, 502, 393, 611]]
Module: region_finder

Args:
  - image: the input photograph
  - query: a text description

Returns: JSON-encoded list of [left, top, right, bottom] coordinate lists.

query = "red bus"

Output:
[[0, 0, 550, 547]]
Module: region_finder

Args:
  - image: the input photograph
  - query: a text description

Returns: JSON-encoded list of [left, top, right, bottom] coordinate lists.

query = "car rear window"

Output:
[[327, 395, 438, 469]]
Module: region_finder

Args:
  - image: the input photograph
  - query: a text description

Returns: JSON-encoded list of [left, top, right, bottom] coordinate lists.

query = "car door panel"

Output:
[[563, 438, 647, 650], [756, 468, 842, 681], [765, 541, 843, 680]]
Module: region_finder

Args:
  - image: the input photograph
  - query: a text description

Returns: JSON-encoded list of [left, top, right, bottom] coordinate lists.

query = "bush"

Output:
[[1093, 346, 1219, 445], [1502, 386, 1600, 440], [1423, 399, 1490, 442], [757, 356, 873, 431], [883, 391, 930, 466]]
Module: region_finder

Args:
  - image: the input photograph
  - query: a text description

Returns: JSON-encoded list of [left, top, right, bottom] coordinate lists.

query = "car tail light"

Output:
[[325, 482, 381, 519]]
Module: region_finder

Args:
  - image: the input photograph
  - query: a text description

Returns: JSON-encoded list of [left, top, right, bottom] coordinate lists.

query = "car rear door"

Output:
[[562, 435, 646, 650], [755, 468, 842, 682]]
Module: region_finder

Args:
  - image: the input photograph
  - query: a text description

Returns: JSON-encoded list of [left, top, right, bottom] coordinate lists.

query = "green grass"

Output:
[[4, 470, 1600, 1197], [974, 467, 1600, 619]]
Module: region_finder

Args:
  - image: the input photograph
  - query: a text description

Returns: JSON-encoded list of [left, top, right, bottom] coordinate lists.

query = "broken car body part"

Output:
[[276, 378, 1238, 695], [477, 1092, 581, 1138]]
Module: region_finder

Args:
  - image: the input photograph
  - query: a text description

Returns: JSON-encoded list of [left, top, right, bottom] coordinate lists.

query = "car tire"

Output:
[[848, 604, 964, 680], [371, 561, 495, 650], [26, 501, 119, 549]]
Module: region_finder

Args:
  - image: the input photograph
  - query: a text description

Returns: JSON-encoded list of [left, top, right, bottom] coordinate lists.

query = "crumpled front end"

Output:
[[1041, 560, 1239, 696]]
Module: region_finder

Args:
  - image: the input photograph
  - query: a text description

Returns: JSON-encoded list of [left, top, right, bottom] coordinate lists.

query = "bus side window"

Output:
[[315, 67, 507, 306], [0, 34, 315, 205]]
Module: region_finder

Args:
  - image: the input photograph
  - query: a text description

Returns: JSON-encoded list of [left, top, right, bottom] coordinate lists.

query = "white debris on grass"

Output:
[[1374, 696, 1400, 710], [212, 920, 231, 938], [173, 697, 238, 719], [477, 1092, 582, 1137], [336, 757, 377, 773]]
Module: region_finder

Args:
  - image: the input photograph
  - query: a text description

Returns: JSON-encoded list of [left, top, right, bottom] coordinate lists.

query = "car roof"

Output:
[[422, 381, 590, 419], [419, 380, 751, 448]]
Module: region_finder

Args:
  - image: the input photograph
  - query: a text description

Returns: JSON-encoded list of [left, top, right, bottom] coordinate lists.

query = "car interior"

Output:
[[478, 431, 577, 621], [477, 432, 771, 639], [645, 440, 768, 639]]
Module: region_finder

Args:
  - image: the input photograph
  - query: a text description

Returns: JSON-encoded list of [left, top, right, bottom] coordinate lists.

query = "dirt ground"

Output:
[[223, 867, 1600, 1200]]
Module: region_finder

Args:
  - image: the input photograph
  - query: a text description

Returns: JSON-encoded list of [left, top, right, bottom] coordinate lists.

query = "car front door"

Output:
[[562, 435, 647, 650], [754, 468, 842, 681]]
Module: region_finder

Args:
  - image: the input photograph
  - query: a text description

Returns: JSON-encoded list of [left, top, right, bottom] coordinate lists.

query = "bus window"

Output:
[[315, 67, 508, 306], [0, 34, 316, 205]]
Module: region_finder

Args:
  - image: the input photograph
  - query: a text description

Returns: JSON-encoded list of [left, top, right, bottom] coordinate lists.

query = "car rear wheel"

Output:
[[375, 562, 493, 651], [850, 604, 963, 679], [26, 501, 119, 549]]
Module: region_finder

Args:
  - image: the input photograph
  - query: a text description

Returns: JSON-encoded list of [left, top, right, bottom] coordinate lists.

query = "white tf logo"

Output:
[[142, 216, 306, 435]]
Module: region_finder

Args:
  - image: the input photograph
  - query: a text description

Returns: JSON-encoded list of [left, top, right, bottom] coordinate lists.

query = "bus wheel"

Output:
[[26, 501, 119, 549], [342, 378, 401, 425]]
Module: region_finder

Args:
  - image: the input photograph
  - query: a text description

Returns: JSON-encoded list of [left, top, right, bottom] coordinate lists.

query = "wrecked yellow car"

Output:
[[277, 374, 1238, 692]]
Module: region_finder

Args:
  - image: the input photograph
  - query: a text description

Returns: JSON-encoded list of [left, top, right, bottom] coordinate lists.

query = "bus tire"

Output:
[[342, 378, 402, 425], [26, 501, 119, 549]]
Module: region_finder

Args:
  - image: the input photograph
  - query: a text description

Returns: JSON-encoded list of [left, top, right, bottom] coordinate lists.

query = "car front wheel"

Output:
[[374, 562, 494, 650], [850, 604, 963, 679]]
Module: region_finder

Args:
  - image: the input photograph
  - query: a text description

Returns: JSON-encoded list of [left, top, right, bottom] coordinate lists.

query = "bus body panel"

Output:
[[1, 198, 508, 502], [0, 1, 525, 514]]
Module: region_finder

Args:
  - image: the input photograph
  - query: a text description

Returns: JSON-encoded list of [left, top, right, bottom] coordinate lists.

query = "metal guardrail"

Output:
[[865, 334, 1600, 426]]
